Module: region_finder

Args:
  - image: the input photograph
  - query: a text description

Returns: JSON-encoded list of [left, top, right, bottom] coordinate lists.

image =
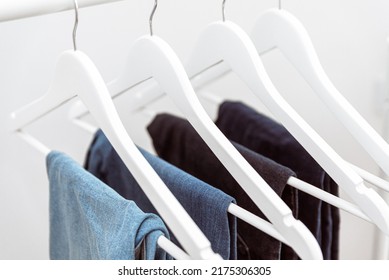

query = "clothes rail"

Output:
[[0, 0, 126, 22]]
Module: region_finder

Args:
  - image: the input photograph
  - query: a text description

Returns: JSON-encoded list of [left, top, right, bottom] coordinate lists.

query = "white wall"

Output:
[[1, 0, 389, 260]]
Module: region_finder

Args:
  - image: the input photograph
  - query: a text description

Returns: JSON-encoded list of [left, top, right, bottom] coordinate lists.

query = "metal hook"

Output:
[[73, 0, 79, 51], [149, 0, 158, 36], [222, 0, 226, 21]]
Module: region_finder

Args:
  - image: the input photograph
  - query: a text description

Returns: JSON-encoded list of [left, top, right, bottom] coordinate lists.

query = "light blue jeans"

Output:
[[47, 151, 169, 260]]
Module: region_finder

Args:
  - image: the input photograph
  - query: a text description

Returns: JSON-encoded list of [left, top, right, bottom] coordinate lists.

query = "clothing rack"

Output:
[[0, 0, 125, 22]]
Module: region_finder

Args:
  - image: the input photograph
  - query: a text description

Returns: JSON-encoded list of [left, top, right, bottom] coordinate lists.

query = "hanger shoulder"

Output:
[[9, 51, 81, 131], [252, 8, 389, 176], [186, 21, 259, 79], [111, 35, 206, 113], [9, 50, 123, 134]]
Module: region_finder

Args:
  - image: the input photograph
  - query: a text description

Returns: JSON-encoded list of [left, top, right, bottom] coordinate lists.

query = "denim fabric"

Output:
[[47, 151, 169, 260], [84, 130, 237, 260], [147, 114, 298, 260], [215, 101, 340, 260]]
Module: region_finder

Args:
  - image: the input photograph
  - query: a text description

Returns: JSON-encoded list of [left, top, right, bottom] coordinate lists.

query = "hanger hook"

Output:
[[222, 0, 226, 21], [149, 0, 158, 36], [73, 0, 79, 51]]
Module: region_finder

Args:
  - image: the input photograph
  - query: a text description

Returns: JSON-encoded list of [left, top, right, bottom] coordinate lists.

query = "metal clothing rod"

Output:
[[0, 0, 126, 23]]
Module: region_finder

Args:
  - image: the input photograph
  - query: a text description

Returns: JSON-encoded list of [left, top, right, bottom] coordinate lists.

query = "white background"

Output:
[[1, 261, 389, 279], [1, 0, 389, 259]]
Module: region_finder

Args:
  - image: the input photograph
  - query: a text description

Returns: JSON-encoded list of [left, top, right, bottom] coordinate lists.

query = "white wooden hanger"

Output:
[[182, 1, 389, 236], [8, 0, 216, 260], [251, 7, 389, 187], [97, 0, 323, 260]]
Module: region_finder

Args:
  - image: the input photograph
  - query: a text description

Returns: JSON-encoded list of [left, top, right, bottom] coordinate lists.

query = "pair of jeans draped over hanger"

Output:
[[215, 101, 340, 260], [47, 151, 168, 260]]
